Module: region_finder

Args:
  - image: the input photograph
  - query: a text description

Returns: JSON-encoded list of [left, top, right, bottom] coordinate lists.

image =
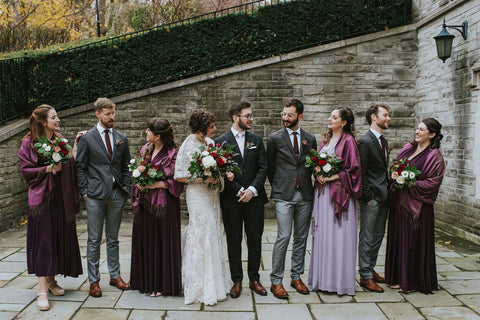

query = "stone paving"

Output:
[[1, 219, 480, 319]]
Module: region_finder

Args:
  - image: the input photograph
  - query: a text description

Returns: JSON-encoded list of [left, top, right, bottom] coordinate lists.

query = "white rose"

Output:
[[322, 163, 332, 173], [401, 170, 409, 178], [63, 139, 68, 143], [130, 159, 136, 164], [132, 169, 141, 178], [397, 176, 405, 184], [202, 150, 210, 156], [42, 143, 47, 148], [52, 152, 62, 163], [44, 146, 51, 152], [409, 172, 416, 179], [202, 155, 216, 168], [320, 152, 328, 159], [147, 168, 157, 178]]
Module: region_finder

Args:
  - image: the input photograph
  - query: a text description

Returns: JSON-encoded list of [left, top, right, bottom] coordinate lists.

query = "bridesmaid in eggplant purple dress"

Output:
[[18, 105, 83, 311], [385, 118, 445, 294], [308, 107, 362, 296], [130, 118, 184, 297]]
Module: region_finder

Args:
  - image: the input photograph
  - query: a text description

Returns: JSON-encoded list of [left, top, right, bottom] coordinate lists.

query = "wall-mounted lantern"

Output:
[[433, 19, 468, 63]]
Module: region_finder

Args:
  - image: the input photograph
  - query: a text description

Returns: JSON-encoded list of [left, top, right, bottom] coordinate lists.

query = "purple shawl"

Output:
[[393, 143, 445, 221], [319, 132, 362, 218], [131, 143, 184, 218], [18, 136, 80, 223]]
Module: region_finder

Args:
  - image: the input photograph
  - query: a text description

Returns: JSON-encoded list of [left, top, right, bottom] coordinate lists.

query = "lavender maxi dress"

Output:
[[308, 133, 362, 296], [18, 137, 82, 277]]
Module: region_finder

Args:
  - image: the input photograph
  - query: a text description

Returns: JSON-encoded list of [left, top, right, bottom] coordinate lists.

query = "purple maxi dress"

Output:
[[308, 133, 362, 296], [130, 145, 184, 295], [18, 137, 82, 277], [385, 144, 445, 294]]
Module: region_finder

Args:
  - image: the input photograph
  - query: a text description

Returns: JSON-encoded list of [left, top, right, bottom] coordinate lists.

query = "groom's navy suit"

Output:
[[215, 130, 268, 283]]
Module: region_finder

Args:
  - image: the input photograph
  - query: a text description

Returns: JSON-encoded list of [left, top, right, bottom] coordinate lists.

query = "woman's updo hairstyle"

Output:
[[188, 109, 216, 135], [422, 117, 443, 149]]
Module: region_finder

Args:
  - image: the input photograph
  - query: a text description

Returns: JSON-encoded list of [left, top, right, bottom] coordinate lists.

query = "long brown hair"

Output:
[[323, 107, 356, 142], [23, 104, 58, 145]]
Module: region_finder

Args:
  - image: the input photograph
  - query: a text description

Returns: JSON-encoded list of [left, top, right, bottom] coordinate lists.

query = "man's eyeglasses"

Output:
[[280, 112, 296, 118], [237, 114, 254, 120]]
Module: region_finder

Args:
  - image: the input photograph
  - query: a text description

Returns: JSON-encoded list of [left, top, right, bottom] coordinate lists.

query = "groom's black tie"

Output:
[[104, 129, 113, 160], [293, 132, 300, 187]]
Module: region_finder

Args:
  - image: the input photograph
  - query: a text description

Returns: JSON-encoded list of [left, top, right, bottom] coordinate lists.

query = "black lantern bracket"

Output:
[[444, 20, 468, 40], [434, 19, 468, 63]]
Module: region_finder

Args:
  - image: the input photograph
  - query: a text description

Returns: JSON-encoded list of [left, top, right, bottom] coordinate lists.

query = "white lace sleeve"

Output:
[[174, 135, 193, 180]]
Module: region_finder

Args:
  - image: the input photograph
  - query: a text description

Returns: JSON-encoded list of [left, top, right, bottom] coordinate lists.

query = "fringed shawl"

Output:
[[131, 143, 184, 219], [394, 143, 445, 222], [18, 137, 80, 223], [319, 132, 362, 219]]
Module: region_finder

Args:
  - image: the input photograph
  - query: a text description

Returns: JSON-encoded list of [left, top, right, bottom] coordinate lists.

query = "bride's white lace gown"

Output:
[[174, 134, 230, 305]]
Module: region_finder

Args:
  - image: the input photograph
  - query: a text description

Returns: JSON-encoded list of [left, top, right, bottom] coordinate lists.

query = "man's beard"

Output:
[[102, 119, 115, 128], [283, 118, 298, 129], [239, 120, 250, 131]]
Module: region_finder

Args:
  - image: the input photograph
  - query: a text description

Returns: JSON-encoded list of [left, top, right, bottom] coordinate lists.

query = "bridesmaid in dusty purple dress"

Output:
[[18, 105, 83, 311], [308, 107, 362, 296], [385, 118, 445, 294], [130, 118, 184, 297]]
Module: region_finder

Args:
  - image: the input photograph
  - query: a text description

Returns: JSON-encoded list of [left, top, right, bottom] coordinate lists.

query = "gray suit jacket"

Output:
[[266, 127, 317, 201], [358, 130, 389, 203], [75, 126, 131, 199]]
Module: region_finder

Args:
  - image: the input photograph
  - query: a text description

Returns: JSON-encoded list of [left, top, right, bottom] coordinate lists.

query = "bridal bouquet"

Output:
[[34, 136, 73, 166], [129, 157, 165, 191], [188, 142, 241, 189], [388, 158, 421, 189], [305, 149, 342, 177]]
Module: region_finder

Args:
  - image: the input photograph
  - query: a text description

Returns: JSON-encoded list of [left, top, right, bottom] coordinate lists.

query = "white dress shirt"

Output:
[[231, 127, 258, 197]]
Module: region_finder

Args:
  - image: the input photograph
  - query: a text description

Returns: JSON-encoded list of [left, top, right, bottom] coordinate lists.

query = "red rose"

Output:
[[216, 157, 225, 166], [312, 156, 318, 161], [61, 149, 68, 155], [152, 165, 159, 170], [216, 143, 220, 147], [59, 141, 66, 146], [208, 143, 213, 147], [211, 152, 218, 158], [318, 159, 327, 166], [225, 153, 231, 158], [141, 160, 147, 166], [399, 164, 406, 169]]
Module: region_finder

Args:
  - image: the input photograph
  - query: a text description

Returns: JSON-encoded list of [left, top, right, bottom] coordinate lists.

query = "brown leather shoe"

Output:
[[230, 282, 242, 298], [360, 278, 384, 293], [290, 279, 309, 295], [249, 281, 267, 296], [89, 282, 102, 297], [109, 277, 130, 290], [270, 284, 289, 299], [372, 271, 386, 283]]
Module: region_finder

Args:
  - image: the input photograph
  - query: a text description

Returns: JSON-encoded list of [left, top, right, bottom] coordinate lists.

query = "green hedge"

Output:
[[0, 0, 412, 124]]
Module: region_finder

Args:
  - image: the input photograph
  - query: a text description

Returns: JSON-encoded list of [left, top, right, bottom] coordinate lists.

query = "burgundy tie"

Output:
[[104, 129, 113, 160], [379, 135, 386, 161], [293, 132, 300, 187]]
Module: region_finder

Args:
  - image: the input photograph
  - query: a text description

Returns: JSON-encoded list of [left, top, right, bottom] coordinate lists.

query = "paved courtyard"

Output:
[[1, 219, 480, 319]]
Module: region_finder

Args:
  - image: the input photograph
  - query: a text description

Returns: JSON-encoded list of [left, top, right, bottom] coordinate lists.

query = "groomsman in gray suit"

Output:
[[358, 104, 391, 293], [76, 98, 132, 297], [267, 98, 317, 299]]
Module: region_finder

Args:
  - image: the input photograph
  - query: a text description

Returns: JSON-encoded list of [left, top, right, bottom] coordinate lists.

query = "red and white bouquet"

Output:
[[388, 158, 421, 189], [34, 136, 73, 168], [305, 149, 342, 177], [188, 142, 241, 189], [129, 157, 165, 191]]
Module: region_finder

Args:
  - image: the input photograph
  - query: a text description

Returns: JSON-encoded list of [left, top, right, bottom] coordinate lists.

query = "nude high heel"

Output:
[[46, 277, 65, 296], [37, 292, 49, 311]]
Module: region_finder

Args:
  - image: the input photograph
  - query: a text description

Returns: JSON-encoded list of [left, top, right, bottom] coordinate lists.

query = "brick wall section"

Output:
[[416, 0, 480, 243], [0, 27, 418, 231]]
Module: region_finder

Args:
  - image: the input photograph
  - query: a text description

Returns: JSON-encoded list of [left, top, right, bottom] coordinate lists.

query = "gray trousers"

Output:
[[86, 187, 126, 283], [358, 197, 388, 279], [270, 189, 312, 285]]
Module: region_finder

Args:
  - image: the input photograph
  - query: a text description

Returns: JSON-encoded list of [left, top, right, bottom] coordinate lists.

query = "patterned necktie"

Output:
[[379, 135, 386, 161], [104, 129, 113, 160]]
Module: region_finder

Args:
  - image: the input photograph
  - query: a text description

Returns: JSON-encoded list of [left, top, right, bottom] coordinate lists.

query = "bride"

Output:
[[174, 109, 232, 305]]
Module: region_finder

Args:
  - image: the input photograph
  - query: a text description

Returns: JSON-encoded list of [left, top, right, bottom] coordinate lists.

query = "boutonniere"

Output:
[[302, 140, 310, 147], [115, 139, 124, 146], [246, 141, 257, 149]]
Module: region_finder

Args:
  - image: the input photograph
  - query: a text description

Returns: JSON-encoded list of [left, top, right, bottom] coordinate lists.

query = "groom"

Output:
[[215, 102, 268, 298], [76, 97, 132, 297], [358, 103, 391, 293], [267, 98, 317, 299]]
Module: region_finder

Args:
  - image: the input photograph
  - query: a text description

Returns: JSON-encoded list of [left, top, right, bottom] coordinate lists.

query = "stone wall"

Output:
[[0, 26, 418, 231], [415, 0, 480, 242]]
